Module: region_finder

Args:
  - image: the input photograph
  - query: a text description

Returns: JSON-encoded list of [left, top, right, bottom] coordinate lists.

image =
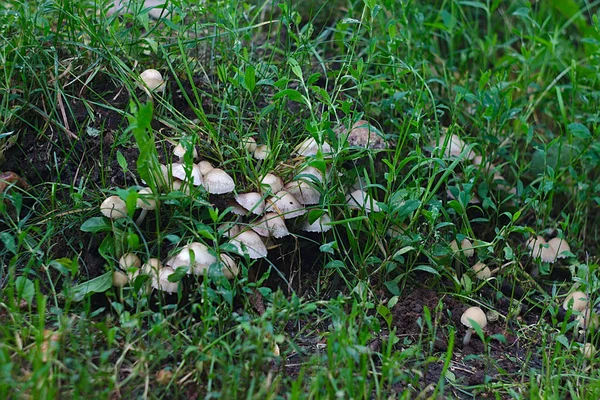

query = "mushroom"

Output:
[[220, 254, 239, 279], [294, 137, 332, 157], [346, 189, 380, 213], [450, 238, 475, 258], [113, 270, 129, 288], [472, 262, 492, 279], [119, 253, 142, 279], [140, 69, 165, 92], [152, 266, 180, 294], [547, 237, 571, 259], [100, 196, 128, 219], [342, 119, 387, 149], [235, 192, 266, 215], [171, 163, 203, 187], [461, 306, 487, 346], [527, 236, 557, 263], [435, 133, 474, 159], [230, 230, 268, 259], [563, 291, 588, 313], [260, 173, 284, 194], [197, 161, 214, 176], [252, 212, 290, 238], [166, 242, 217, 276], [254, 144, 270, 160], [173, 142, 198, 161], [581, 343, 596, 359], [300, 212, 332, 233], [265, 191, 306, 219], [135, 187, 158, 225], [204, 168, 235, 194], [242, 137, 257, 153], [284, 180, 321, 205]]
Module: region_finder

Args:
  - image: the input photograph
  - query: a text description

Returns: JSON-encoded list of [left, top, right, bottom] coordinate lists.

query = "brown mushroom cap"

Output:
[[340, 120, 387, 149], [472, 262, 491, 279], [563, 291, 588, 312], [113, 270, 129, 287]]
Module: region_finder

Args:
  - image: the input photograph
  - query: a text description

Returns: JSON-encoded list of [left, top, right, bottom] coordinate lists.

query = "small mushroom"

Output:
[[171, 163, 203, 187], [204, 168, 235, 194], [260, 173, 283, 194], [472, 262, 491, 279], [119, 253, 142, 279], [450, 238, 475, 258], [152, 266, 180, 294], [284, 180, 320, 205], [235, 192, 266, 215], [173, 142, 198, 161], [346, 189, 380, 213], [254, 144, 270, 160], [342, 119, 387, 149], [265, 191, 306, 219], [166, 242, 217, 276], [100, 196, 128, 219], [581, 343, 596, 359], [140, 69, 165, 92], [252, 212, 290, 238], [300, 213, 332, 233], [242, 137, 257, 153], [220, 254, 239, 279], [113, 270, 129, 288], [547, 237, 571, 259], [197, 161, 214, 176], [135, 187, 158, 225], [461, 306, 487, 346], [563, 291, 588, 313], [527, 236, 557, 263], [294, 137, 332, 157], [230, 230, 268, 259]]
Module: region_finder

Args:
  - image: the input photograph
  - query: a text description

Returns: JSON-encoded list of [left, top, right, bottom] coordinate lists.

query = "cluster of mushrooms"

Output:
[[96, 69, 390, 294]]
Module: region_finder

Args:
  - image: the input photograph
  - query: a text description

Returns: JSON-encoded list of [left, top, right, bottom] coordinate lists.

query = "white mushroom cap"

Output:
[[230, 230, 268, 259], [171, 163, 203, 186], [576, 309, 599, 330], [220, 254, 239, 279], [218, 222, 241, 238], [136, 187, 157, 210], [346, 190, 380, 213], [113, 270, 129, 287], [204, 168, 235, 194], [450, 238, 475, 258], [581, 343, 596, 359], [472, 262, 491, 279], [284, 180, 321, 205], [254, 144, 270, 160], [527, 236, 557, 262], [166, 242, 217, 276], [101, 196, 128, 219], [461, 307, 488, 329], [152, 266, 180, 294], [547, 237, 571, 259], [301, 213, 332, 233], [344, 120, 387, 149], [265, 191, 306, 219], [227, 200, 248, 216], [294, 137, 332, 157], [260, 173, 283, 194], [173, 143, 198, 160], [197, 161, 214, 176], [252, 212, 290, 238], [563, 291, 588, 312], [140, 69, 165, 92], [171, 179, 191, 194], [297, 166, 325, 183], [119, 253, 142, 271], [141, 258, 162, 275], [235, 192, 266, 215], [242, 137, 257, 153]]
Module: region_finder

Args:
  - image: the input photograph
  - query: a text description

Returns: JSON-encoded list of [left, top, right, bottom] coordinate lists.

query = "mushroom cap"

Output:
[[450, 238, 475, 258], [527, 236, 557, 263], [581, 343, 596, 359], [197, 161, 214, 176], [254, 144, 270, 160], [136, 187, 157, 210], [140, 69, 165, 91], [119, 253, 142, 271], [472, 262, 491, 279], [260, 173, 283, 194], [113, 270, 129, 287], [252, 212, 290, 238], [284, 180, 321, 205], [294, 137, 333, 157], [100, 196, 128, 219], [220, 254, 239, 279], [300, 213, 332, 233], [297, 165, 325, 183], [242, 137, 257, 153], [436, 133, 474, 159], [563, 291, 588, 312], [173, 143, 198, 160], [166, 242, 217, 276], [235, 192, 266, 215], [346, 190, 381, 213], [265, 191, 306, 219], [218, 222, 241, 238], [460, 306, 488, 329], [576, 309, 599, 330], [171, 178, 191, 194], [141, 258, 162, 275], [547, 237, 571, 259], [230, 230, 268, 259], [343, 119, 387, 149], [171, 163, 204, 186], [152, 266, 180, 294], [227, 200, 248, 216], [204, 168, 235, 194]]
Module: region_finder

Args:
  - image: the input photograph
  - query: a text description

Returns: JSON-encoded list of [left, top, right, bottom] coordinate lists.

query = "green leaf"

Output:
[[116, 150, 128, 172], [80, 217, 112, 233], [272, 89, 307, 105], [15, 276, 35, 305], [377, 304, 392, 329], [0, 232, 16, 255], [127, 102, 163, 193], [319, 241, 338, 254], [244, 66, 256, 92], [70, 271, 113, 302], [413, 265, 440, 277]]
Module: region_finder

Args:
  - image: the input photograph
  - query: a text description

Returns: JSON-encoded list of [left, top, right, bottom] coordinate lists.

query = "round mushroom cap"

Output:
[[152, 266, 179, 294], [460, 306, 488, 329], [343, 119, 387, 149], [450, 238, 475, 258], [140, 69, 165, 92], [141, 258, 162, 275], [252, 212, 290, 238], [235, 192, 266, 215], [563, 291, 588, 312], [136, 187, 157, 210], [294, 137, 332, 157], [113, 270, 129, 287], [119, 253, 142, 271], [472, 262, 491, 279], [254, 144, 271, 160], [220, 254, 239, 279], [581, 343, 596, 359], [300, 213, 332, 233], [171, 163, 204, 187], [230, 230, 268, 259], [197, 161, 214, 176], [101, 196, 128, 219], [173, 142, 198, 160], [218, 222, 241, 238], [260, 173, 283, 194], [548, 237, 571, 259], [265, 191, 306, 219], [204, 168, 235, 194], [527, 236, 556, 263], [284, 180, 321, 205], [242, 137, 257, 153], [346, 190, 381, 213]]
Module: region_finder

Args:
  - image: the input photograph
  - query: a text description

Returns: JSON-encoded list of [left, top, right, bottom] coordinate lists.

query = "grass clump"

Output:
[[1, 0, 600, 398]]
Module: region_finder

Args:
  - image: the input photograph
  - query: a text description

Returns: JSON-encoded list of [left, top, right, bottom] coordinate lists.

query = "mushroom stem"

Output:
[[135, 209, 149, 226], [463, 328, 474, 346]]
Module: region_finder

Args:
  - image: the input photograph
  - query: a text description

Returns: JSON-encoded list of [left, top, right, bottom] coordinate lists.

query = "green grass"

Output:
[[1, 0, 600, 398]]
